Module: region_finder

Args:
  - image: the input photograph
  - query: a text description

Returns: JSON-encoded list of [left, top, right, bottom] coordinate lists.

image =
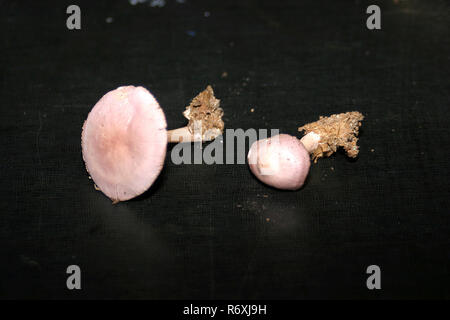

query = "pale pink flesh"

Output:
[[82, 86, 167, 202], [247, 134, 310, 190]]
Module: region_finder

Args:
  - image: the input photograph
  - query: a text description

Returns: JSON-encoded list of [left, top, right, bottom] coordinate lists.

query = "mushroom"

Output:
[[247, 111, 364, 190], [81, 85, 224, 203]]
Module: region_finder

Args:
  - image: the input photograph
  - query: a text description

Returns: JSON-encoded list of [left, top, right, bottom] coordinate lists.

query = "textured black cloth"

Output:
[[0, 0, 449, 299]]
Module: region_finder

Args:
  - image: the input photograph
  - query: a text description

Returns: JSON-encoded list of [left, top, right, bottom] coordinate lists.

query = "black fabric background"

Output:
[[1, 0, 449, 299]]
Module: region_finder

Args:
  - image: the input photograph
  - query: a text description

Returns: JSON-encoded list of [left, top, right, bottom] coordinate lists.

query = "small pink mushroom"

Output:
[[82, 85, 224, 203], [248, 111, 364, 190], [247, 133, 319, 190]]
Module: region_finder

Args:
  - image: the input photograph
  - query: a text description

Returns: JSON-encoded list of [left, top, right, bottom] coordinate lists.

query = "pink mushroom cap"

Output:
[[247, 134, 311, 190], [82, 86, 167, 202]]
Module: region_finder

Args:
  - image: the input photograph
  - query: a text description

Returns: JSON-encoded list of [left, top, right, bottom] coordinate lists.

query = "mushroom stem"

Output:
[[299, 132, 321, 153], [167, 127, 201, 143], [167, 126, 222, 143]]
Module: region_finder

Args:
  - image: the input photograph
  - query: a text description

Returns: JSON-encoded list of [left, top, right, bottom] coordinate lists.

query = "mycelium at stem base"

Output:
[[298, 111, 364, 163], [167, 85, 224, 143]]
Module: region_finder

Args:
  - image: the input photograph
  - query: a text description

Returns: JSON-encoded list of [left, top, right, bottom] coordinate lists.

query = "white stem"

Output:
[[167, 126, 221, 143], [168, 126, 209, 143], [167, 127, 196, 143], [299, 132, 321, 153]]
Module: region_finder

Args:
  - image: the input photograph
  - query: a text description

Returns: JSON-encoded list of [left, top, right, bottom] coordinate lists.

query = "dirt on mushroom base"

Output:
[[183, 85, 224, 141], [298, 111, 364, 163]]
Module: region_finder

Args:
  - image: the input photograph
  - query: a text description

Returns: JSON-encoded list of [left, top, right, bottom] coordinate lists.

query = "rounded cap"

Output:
[[248, 134, 310, 190], [82, 86, 167, 202]]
